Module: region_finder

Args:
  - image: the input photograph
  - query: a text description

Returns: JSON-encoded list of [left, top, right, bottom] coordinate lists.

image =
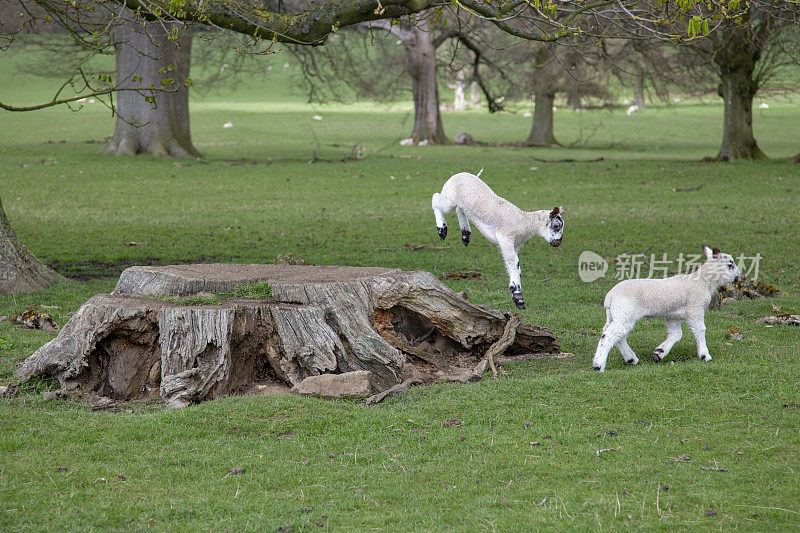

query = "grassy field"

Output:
[[1, 50, 800, 531]]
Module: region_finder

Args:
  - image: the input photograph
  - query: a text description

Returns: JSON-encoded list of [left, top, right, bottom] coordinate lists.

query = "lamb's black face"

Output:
[[548, 215, 564, 247]]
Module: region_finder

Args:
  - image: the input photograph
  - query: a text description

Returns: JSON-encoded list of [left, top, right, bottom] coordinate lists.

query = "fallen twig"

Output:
[[673, 184, 704, 192], [757, 314, 800, 326], [308, 143, 365, 164], [532, 156, 604, 163], [700, 466, 729, 472], [439, 268, 483, 280], [495, 352, 573, 365], [404, 243, 450, 251]]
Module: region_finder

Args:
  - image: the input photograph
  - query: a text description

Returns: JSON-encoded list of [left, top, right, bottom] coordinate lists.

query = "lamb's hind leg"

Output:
[[616, 336, 639, 365], [652, 319, 682, 363], [431, 192, 454, 240], [455, 207, 471, 246], [593, 309, 635, 372]]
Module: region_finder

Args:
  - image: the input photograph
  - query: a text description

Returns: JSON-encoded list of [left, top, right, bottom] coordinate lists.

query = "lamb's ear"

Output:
[[550, 206, 564, 218], [701, 243, 713, 260], [712, 246, 722, 258]]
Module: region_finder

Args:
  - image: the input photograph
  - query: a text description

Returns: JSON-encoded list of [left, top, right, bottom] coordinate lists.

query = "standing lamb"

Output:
[[431, 170, 564, 309], [592, 244, 742, 372]]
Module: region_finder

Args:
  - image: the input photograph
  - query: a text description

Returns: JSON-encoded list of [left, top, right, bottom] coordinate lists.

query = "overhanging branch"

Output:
[[114, 0, 445, 45]]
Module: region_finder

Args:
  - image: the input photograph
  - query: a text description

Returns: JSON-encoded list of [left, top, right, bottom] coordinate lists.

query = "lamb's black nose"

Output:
[[550, 238, 562, 247]]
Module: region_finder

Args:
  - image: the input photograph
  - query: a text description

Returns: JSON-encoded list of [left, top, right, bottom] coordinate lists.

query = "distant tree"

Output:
[[701, 10, 774, 160], [525, 45, 562, 146], [293, 14, 503, 145], [480, 37, 611, 147], [101, 17, 200, 157], [604, 38, 703, 110], [679, 9, 799, 161], [529, 44, 612, 146], [402, 17, 448, 144], [450, 70, 467, 111]]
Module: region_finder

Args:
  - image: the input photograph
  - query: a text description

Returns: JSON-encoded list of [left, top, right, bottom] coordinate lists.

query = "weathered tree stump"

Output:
[[15, 264, 560, 407]]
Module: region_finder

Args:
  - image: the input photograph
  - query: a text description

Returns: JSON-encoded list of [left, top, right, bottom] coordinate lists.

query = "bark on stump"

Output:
[[15, 264, 560, 408]]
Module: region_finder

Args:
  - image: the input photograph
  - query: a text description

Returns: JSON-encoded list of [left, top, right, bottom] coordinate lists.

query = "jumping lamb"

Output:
[[592, 244, 741, 372], [431, 170, 564, 309]]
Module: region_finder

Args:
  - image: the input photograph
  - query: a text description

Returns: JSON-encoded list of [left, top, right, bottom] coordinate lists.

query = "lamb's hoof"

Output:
[[593, 366, 603, 372], [461, 229, 471, 246], [625, 357, 639, 366], [514, 300, 526, 310], [437, 225, 447, 240], [698, 354, 712, 362], [652, 348, 664, 362]]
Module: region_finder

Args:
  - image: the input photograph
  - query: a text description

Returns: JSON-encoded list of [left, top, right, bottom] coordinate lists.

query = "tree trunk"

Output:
[[102, 19, 200, 157], [707, 22, 769, 161], [469, 80, 481, 108], [16, 264, 560, 408], [525, 88, 560, 147], [566, 92, 581, 110], [404, 20, 448, 144], [711, 66, 766, 161], [0, 196, 62, 295], [633, 73, 646, 108], [453, 70, 466, 111]]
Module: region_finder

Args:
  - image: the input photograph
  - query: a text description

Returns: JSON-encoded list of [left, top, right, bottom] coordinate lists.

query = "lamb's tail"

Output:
[[476, 167, 484, 178], [603, 290, 613, 309]]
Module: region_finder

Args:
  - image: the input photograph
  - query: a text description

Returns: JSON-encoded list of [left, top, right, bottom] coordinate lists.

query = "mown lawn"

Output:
[[1, 53, 799, 531]]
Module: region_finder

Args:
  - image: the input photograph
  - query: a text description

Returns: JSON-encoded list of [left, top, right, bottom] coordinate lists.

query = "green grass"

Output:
[[219, 281, 273, 300], [149, 281, 273, 306], [1, 50, 800, 531]]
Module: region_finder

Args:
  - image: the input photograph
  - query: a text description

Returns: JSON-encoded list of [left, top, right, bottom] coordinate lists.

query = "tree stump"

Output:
[[15, 264, 560, 407]]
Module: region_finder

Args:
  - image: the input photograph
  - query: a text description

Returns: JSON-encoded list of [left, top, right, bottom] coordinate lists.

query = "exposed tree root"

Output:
[[484, 314, 520, 378]]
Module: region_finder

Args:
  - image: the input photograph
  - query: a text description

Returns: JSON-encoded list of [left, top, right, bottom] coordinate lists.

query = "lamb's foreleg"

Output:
[[431, 192, 453, 240], [686, 311, 711, 361], [652, 319, 682, 362], [455, 207, 471, 246], [498, 238, 524, 309]]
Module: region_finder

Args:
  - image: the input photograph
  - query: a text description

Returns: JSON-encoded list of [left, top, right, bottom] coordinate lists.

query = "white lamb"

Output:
[[431, 170, 564, 309], [592, 244, 742, 372]]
